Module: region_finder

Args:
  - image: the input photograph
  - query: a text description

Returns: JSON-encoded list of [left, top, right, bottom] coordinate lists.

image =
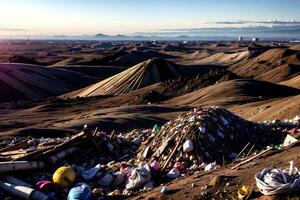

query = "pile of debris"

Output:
[[0, 107, 288, 199], [137, 106, 285, 171], [0, 125, 142, 199], [259, 115, 300, 148]]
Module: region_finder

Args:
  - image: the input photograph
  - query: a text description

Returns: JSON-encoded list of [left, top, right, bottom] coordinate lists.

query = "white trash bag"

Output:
[[167, 168, 180, 179], [125, 163, 151, 190], [183, 140, 193, 153], [255, 161, 300, 195]]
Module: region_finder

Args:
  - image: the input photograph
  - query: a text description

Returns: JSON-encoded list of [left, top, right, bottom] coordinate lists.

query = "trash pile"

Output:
[[0, 125, 142, 199], [137, 106, 284, 172], [260, 115, 300, 133], [260, 115, 300, 148], [0, 106, 287, 199]]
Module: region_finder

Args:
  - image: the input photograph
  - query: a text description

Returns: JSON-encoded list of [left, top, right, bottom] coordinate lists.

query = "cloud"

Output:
[[157, 19, 300, 32], [213, 20, 252, 25], [0, 28, 29, 32], [210, 20, 300, 25]]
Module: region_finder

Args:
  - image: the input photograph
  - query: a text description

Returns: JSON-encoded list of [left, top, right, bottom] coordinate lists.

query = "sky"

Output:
[[0, 0, 300, 37]]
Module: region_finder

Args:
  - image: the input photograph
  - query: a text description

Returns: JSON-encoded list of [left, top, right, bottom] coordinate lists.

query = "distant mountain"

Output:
[[94, 33, 130, 40], [95, 33, 110, 37], [115, 34, 127, 38], [53, 35, 67, 38]]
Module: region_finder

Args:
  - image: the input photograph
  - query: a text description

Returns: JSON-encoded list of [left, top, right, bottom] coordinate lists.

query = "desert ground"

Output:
[[0, 40, 300, 199]]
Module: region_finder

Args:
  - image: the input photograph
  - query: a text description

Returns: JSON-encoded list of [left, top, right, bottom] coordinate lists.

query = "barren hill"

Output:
[[0, 63, 96, 102], [64, 58, 190, 97], [164, 79, 300, 106]]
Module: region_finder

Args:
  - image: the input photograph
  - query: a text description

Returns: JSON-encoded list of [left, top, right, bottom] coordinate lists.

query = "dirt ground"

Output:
[[129, 142, 300, 200]]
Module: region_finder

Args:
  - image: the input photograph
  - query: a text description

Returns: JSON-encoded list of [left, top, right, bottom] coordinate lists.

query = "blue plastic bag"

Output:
[[67, 183, 92, 200]]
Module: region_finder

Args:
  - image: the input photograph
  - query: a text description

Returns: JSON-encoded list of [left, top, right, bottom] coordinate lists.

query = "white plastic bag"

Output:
[[167, 168, 180, 179], [77, 164, 101, 181], [183, 140, 193, 153], [204, 161, 220, 171], [255, 161, 300, 195], [125, 163, 151, 190]]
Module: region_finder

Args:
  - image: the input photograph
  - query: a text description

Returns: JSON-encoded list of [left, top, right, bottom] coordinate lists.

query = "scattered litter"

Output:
[[167, 168, 180, 179], [282, 134, 298, 147], [0, 106, 296, 199], [238, 185, 251, 199], [255, 161, 300, 195], [76, 164, 101, 181], [53, 166, 76, 188], [183, 139, 193, 153], [125, 163, 151, 190], [205, 162, 220, 171], [160, 186, 168, 194], [67, 183, 91, 200], [98, 174, 114, 187]]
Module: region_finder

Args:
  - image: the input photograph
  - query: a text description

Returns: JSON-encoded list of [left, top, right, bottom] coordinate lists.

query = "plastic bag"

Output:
[[255, 161, 300, 195], [98, 174, 114, 187], [167, 168, 180, 179], [67, 183, 91, 200], [150, 160, 160, 171], [114, 167, 133, 187], [76, 164, 101, 181], [204, 161, 220, 171], [125, 163, 151, 190], [183, 140, 193, 153]]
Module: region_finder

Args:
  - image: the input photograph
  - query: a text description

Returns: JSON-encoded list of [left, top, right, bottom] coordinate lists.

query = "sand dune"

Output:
[[110, 50, 172, 66], [2, 55, 42, 65], [230, 94, 300, 121], [177, 50, 213, 63], [50, 55, 102, 67], [256, 63, 300, 83], [289, 44, 300, 51], [186, 50, 212, 59], [0, 63, 97, 102], [51, 50, 172, 67], [188, 50, 251, 65], [164, 79, 300, 106], [65, 58, 190, 97], [230, 48, 298, 77], [280, 74, 300, 88], [1, 41, 300, 138], [52, 65, 125, 80], [161, 43, 189, 51]]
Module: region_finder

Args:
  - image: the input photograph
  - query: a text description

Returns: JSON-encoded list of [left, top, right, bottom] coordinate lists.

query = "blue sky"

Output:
[[0, 0, 300, 36]]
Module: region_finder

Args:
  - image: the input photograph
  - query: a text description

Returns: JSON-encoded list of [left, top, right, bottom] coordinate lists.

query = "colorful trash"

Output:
[[53, 166, 76, 188]]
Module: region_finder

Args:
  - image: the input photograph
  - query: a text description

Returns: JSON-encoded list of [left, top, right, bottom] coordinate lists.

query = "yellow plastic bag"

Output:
[[238, 185, 251, 200]]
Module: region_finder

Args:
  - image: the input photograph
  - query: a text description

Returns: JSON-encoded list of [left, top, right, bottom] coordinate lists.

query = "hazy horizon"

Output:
[[1, 0, 300, 39]]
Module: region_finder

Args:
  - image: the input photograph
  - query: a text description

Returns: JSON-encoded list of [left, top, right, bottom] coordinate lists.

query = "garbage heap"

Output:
[[259, 115, 300, 133], [0, 107, 286, 199], [259, 115, 300, 148], [137, 106, 284, 171], [0, 126, 142, 199]]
